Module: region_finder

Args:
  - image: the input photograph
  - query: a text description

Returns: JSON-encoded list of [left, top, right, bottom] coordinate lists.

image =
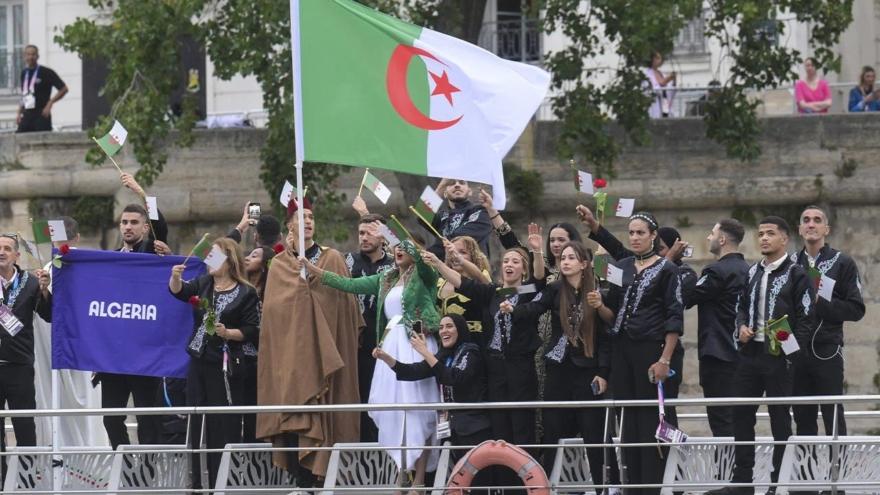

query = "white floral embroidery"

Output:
[[532, 292, 543, 303], [5, 270, 29, 308], [631, 259, 667, 313], [766, 264, 795, 321], [856, 276, 862, 294], [696, 274, 708, 286], [454, 349, 470, 371], [345, 252, 355, 273], [802, 290, 812, 316], [674, 276, 683, 305], [545, 335, 567, 363], [467, 211, 481, 223], [817, 252, 841, 275], [443, 212, 466, 236], [747, 283, 757, 328], [490, 295, 518, 351], [749, 263, 758, 279], [189, 285, 241, 355], [789, 252, 798, 263], [611, 259, 667, 335]]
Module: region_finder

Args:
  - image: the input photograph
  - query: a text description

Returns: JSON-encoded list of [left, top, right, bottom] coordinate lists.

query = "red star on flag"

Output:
[[429, 70, 460, 106]]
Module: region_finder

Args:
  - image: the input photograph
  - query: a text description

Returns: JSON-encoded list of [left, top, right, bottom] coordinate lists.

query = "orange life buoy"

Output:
[[445, 439, 550, 494]]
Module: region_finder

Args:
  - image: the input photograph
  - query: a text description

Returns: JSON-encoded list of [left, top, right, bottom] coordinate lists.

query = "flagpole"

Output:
[[408, 206, 445, 242], [92, 136, 124, 175], [51, 369, 61, 493], [290, 0, 307, 278], [357, 168, 369, 197]]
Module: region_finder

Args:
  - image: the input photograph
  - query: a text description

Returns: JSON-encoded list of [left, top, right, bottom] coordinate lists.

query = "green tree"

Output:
[[542, 0, 854, 178]]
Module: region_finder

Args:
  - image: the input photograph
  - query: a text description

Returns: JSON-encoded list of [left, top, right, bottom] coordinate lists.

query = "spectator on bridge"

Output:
[[643, 51, 677, 118], [848, 65, 880, 112], [16, 45, 68, 133], [795, 57, 832, 114]]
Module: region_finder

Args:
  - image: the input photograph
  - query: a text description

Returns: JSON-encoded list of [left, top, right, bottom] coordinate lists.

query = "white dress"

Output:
[[369, 285, 440, 471]]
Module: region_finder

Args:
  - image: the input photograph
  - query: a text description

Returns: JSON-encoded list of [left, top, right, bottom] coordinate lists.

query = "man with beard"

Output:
[[344, 213, 394, 442], [706, 216, 814, 495], [99, 173, 170, 448], [791, 206, 864, 437], [257, 197, 362, 487], [685, 218, 749, 436], [428, 179, 492, 260]]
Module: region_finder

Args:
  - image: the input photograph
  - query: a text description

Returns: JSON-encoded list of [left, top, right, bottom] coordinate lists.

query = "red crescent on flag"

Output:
[[386, 45, 463, 131]]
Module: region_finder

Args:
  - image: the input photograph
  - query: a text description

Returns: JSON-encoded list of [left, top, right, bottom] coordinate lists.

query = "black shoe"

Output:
[[705, 487, 752, 495], [765, 488, 775, 495]]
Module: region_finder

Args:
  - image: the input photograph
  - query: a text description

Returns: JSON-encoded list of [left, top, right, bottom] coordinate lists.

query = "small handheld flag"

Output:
[[96, 120, 128, 157], [614, 198, 635, 218], [415, 186, 443, 224], [145, 196, 159, 221], [378, 223, 401, 247], [362, 170, 392, 204], [181, 233, 212, 266], [279, 180, 295, 207], [203, 245, 228, 271], [574, 170, 594, 194], [32, 220, 52, 245]]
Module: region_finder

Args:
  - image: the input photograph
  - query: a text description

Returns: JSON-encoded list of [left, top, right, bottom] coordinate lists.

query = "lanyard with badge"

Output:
[[436, 355, 453, 440], [0, 271, 26, 337], [21, 66, 40, 110]]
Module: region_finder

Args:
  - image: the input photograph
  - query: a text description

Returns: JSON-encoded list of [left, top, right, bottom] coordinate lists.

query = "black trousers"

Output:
[[792, 344, 847, 436], [241, 359, 258, 443], [16, 111, 52, 133], [485, 354, 537, 446], [731, 343, 793, 484], [612, 334, 682, 495], [0, 364, 37, 447], [542, 358, 620, 491], [187, 358, 244, 489], [699, 356, 737, 437], [358, 347, 378, 442], [100, 372, 161, 449]]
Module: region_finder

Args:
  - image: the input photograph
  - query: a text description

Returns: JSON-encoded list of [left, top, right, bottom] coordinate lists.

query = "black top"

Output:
[[687, 252, 750, 362], [0, 266, 52, 364], [116, 209, 169, 254], [429, 200, 492, 260], [170, 275, 261, 364], [20, 65, 65, 113], [736, 255, 815, 353], [792, 245, 864, 346], [512, 280, 612, 378], [605, 257, 684, 341], [345, 249, 395, 350], [589, 225, 697, 304], [393, 342, 491, 436], [457, 278, 543, 358]]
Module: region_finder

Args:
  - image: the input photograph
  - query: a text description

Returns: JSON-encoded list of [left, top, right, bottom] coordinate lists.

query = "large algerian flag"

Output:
[[290, 0, 550, 210]]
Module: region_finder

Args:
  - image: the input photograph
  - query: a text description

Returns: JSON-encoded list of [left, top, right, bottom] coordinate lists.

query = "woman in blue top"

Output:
[[848, 66, 880, 112]]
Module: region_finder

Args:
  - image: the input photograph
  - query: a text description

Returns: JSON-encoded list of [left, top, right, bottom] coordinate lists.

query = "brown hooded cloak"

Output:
[[256, 247, 363, 476]]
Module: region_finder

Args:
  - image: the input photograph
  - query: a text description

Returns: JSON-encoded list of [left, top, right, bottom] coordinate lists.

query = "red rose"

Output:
[[776, 330, 790, 342], [272, 243, 285, 254], [59, 244, 71, 255], [188, 296, 200, 308], [593, 178, 608, 189]]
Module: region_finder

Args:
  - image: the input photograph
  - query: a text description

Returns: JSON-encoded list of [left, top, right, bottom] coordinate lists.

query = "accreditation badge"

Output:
[[0, 304, 23, 337], [22, 93, 35, 110], [436, 411, 451, 440]]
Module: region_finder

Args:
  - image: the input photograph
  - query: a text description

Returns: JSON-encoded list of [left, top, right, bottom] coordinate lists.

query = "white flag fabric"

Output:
[[615, 198, 635, 218], [576, 171, 594, 194], [145, 196, 159, 221], [48, 220, 67, 242], [204, 245, 228, 271], [818, 275, 836, 302]]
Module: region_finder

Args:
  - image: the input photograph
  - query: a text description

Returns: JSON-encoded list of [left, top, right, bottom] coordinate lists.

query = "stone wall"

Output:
[[1, 115, 877, 432]]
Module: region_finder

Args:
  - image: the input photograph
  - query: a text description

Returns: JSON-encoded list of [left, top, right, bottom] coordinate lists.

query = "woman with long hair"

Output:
[[239, 244, 277, 442], [300, 231, 440, 493], [796, 57, 832, 114], [509, 241, 617, 489], [169, 237, 261, 489], [586, 211, 684, 495]]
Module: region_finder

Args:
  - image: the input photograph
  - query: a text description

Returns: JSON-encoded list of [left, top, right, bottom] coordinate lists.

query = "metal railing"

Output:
[[478, 18, 542, 64]]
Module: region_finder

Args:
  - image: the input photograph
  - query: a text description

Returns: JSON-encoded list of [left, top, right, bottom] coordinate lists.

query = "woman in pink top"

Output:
[[795, 57, 832, 114]]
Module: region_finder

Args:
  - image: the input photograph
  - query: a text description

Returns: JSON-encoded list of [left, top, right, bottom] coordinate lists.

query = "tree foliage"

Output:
[[57, 0, 853, 222], [543, 0, 853, 178]]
